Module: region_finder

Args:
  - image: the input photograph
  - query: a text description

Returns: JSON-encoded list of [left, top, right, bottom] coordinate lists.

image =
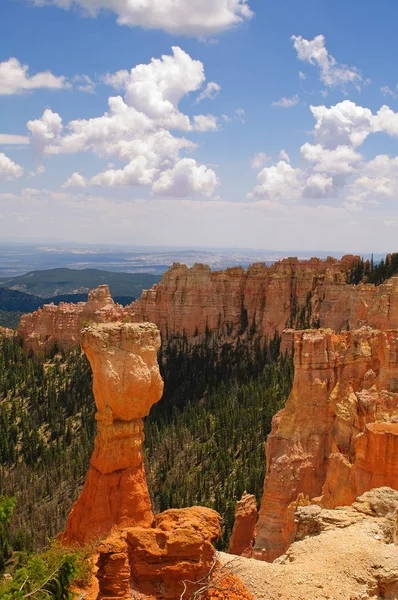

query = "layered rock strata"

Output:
[[17, 257, 398, 351], [96, 506, 253, 600], [60, 322, 163, 545], [254, 327, 398, 561], [228, 493, 257, 558], [131, 256, 360, 338], [18, 285, 129, 353]]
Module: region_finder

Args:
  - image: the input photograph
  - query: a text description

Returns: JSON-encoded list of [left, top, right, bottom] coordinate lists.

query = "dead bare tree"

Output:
[[180, 555, 246, 600]]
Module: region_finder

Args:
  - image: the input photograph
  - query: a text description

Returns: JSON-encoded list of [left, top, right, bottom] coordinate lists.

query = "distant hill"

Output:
[[0, 268, 160, 298]]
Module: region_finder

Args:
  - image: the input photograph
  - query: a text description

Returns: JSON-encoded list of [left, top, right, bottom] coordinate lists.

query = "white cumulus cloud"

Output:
[[62, 172, 87, 188], [193, 114, 219, 132], [31, 0, 254, 36], [0, 152, 23, 181], [250, 161, 303, 201], [0, 57, 68, 95], [28, 47, 219, 197], [301, 143, 362, 174], [303, 173, 333, 198]]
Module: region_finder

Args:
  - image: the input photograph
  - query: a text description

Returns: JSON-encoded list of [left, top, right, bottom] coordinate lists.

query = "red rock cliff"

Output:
[[17, 257, 398, 351], [18, 284, 129, 353], [131, 256, 359, 338], [253, 327, 398, 561], [60, 321, 164, 545]]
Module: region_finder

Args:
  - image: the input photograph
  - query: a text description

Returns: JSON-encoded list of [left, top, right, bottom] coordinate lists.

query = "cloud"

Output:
[[311, 100, 377, 148], [292, 34, 363, 90], [279, 149, 290, 162], [31, 0, 254, 36], [0, 152, 23, 181], [195, 82, 221, 103], [62, 172, 87, 188], [73, 74, 96, 94], [193, 114, 219, 131], [251, 152, 267, 170], [28, 47, 219, 197], [272, 94, 299, 108], [347, 155, 398, 204], [0, 57, 68, 95], [303, 173, 333, 198], [28, 108, 63, 154], [310, 100, 398, 149], [0, 134, 29, 145], [248, 97, 398, 205], [250, 161, 303, 201], [235, 108, 245, 123], [381, 85, 397, 98], [301, 143, 362, 174], [151, 158, 219, 197]]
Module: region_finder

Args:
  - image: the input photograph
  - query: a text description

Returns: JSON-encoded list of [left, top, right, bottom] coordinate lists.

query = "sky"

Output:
[[1, 0, 398, 252]]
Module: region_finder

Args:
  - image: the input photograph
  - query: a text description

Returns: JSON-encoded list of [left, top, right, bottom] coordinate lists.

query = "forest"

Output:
[[0, 330, 293, 576]]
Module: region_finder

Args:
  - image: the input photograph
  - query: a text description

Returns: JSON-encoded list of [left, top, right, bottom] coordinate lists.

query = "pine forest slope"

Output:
[[0, 333, 293, 566], [0, 268, 160, 298]]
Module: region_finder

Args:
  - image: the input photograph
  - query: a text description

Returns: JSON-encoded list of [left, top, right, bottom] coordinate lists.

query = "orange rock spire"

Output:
[[60, 321, 164, 545]]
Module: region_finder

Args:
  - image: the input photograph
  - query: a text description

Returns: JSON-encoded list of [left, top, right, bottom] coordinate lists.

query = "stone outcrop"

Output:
[[17, 257, 398, 351], [18, 285, 129, 353], [96, 506, 253, 600], [60, 322, 163, 545], [254, 327, 398, 561], [131, 256, 360, 339], [228, 493, 257, 558], [220, 487, 398, 600]]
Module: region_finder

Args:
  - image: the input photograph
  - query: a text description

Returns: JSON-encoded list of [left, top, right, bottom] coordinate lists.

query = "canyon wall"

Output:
[[18, 284, 129, 353], [253, 327, 398, 561], [131, 256, 359, 338], [16, 256, 398, 351]]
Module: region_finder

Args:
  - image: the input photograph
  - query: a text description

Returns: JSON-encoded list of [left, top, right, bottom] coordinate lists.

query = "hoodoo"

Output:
[[254, 327, 398, 561], [59, 321, 164, 545]]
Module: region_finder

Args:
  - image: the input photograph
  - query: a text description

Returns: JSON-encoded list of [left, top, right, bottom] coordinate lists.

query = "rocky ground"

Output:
[[218, 487, 398, 600]]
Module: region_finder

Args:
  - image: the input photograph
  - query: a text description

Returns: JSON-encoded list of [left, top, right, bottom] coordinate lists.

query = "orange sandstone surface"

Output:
[[254, 327, 398, 562], [59, 321, 163, 545], [18, 284, 129, 353], [17, 257, 398, 351], [228, 493, 257, 558]]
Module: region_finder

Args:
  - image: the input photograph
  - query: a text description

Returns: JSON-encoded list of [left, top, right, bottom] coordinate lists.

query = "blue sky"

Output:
[[1, 0, 398, 252]]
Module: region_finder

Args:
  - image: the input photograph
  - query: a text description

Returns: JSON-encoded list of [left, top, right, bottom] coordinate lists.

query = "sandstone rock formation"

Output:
[[18, 285, 129, 353], [131, 257, 360, 339], [219, 487, 398, 600], [17, 257, 398, 352], [60, 321, 163, 545], [229, 493, 257, 558], [96, 506, 253, 600], [97, 507, 220, 599], [254, 327, 398, 561]]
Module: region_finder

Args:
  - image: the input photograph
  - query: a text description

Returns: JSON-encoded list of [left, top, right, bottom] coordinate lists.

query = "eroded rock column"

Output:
[[60, 322, 163, 545]]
